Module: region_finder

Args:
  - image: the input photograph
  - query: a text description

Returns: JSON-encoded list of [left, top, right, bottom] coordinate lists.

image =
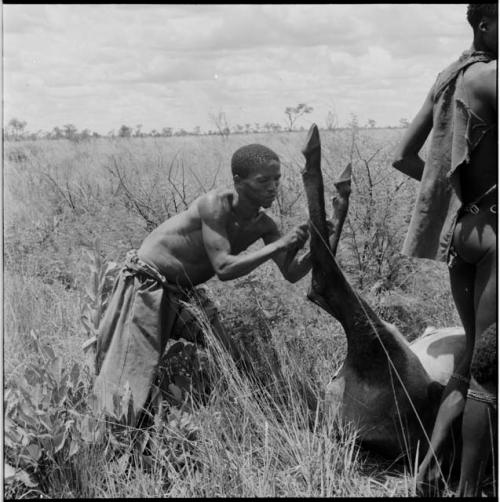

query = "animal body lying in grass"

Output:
[[301, 124, 495, 483]]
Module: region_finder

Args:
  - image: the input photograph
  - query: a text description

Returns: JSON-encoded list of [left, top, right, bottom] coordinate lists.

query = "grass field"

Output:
[[4, 128, 465, 497]]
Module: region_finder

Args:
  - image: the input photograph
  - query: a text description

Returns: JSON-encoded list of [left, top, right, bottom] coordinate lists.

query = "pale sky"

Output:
[[3, 4, 473, 135]]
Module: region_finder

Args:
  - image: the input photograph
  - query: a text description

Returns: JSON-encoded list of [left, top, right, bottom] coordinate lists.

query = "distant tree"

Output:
[[192, 126, 201, 135], [209, 111, 230, 138], [7, 118, 27, 140], [134, 124, 143, 137], [51, 126, 64, 140], [234, 124, 244, 134], [284, 103, 313, 131], [174, 128, 188, 136], [78, 128, 91, 141], [26, 130, 41, 141], [63, 124, 78, 140], [399, 117, 410, 128], [325, 109, 338, 131], [270, 123, 282, 133], [107, 129, 116, 138], [254, 123, 261, 133], [92, 131, 101, 138], [161, 127, 173, 137], [348, 113, 359, 131], [367, 119, 376, 128], [118, 125, 132, 138]]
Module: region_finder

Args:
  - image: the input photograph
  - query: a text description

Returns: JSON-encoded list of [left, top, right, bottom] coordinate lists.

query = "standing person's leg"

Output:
[[471, 230, 497, 340], [458, 395, 496, 495], [457, 232, 497, 496], [458, 335, 497, 497], [416, 249, 476, 489]]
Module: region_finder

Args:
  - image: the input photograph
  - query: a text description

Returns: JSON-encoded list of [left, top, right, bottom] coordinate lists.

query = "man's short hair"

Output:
[[467, 3, 497, 30], [231, 144, 280, 179]]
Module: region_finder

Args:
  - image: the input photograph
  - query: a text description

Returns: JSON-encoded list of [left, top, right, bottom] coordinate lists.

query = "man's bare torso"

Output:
[[459, 60, 497, 203], [138, 188, 274, 287]]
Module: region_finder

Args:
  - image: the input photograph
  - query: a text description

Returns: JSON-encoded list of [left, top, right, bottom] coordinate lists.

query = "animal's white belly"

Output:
[[409, 326, 465, 385], [325, 326, 466, 412]]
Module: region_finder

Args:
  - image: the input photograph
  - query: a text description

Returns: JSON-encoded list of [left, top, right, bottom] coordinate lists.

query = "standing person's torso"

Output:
[[402, 53, 497, 262], [454, 60, 497, 204]]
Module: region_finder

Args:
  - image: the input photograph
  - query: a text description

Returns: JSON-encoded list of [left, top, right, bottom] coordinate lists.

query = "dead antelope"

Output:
[[301, 123, 492, 470]]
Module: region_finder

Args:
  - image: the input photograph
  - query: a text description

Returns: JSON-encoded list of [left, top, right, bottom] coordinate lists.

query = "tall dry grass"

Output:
[[4, 130, 466, 498]]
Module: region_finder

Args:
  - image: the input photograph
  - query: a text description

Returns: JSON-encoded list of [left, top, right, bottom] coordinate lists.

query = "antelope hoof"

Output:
[[334, 163, 352, 196], [301, 123, 321, 159]]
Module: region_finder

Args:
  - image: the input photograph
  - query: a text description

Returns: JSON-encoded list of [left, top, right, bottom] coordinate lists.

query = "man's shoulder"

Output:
[[204, 188, 235, 207], [434, 53, 495, 95], [198, 188, 235, 218], [463, 60, 497, 97], [435, 55, 468, 81], [477, 59, 496, 81], [467, 59, 497, 78]]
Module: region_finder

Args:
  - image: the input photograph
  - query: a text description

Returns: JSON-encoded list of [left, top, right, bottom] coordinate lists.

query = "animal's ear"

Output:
[[427, 380, 445, 404]]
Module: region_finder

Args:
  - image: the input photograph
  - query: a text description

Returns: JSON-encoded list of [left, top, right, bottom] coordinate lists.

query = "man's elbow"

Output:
[[215, 266, 234, 282], [213, 258, 235, 282], [216, 272, 232, 281]]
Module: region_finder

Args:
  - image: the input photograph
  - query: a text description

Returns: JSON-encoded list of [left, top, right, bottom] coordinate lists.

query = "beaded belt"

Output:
[[467, 388, 497, 407], [461, 184, 497, 215], [448, 373, 496, 407], [462, 203, 496, 215]]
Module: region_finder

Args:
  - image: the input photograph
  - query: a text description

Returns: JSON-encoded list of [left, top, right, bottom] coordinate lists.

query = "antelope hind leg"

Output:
[[329, 162, 352, 255]]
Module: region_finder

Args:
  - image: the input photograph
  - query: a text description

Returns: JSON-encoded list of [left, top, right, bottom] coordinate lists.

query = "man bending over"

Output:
[[93, 144, 312, 424]]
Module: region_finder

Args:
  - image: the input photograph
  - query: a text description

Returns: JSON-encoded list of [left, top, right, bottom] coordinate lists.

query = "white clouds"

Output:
[[3, 5, 51, 34], [3, 4, 472, 133]]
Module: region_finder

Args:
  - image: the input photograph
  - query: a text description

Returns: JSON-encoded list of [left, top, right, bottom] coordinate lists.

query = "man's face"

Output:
[[236, 160, 281, 208]]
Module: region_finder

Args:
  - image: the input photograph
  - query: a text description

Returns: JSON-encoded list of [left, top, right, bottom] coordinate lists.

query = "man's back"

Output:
[[138, 193, 210, 286], [138, 188, 275, 287], [459, 60, 497, 203]]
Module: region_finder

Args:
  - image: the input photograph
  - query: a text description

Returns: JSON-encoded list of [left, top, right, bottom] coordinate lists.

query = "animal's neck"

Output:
[[309, 249, 391, 342], [301, 124, 412, 369]]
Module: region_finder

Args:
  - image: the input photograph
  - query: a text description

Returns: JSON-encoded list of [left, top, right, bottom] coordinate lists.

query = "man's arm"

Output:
[[199, 193, 304, 281], [392, 87, 434, 181], [263, 220, 312, 283]]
